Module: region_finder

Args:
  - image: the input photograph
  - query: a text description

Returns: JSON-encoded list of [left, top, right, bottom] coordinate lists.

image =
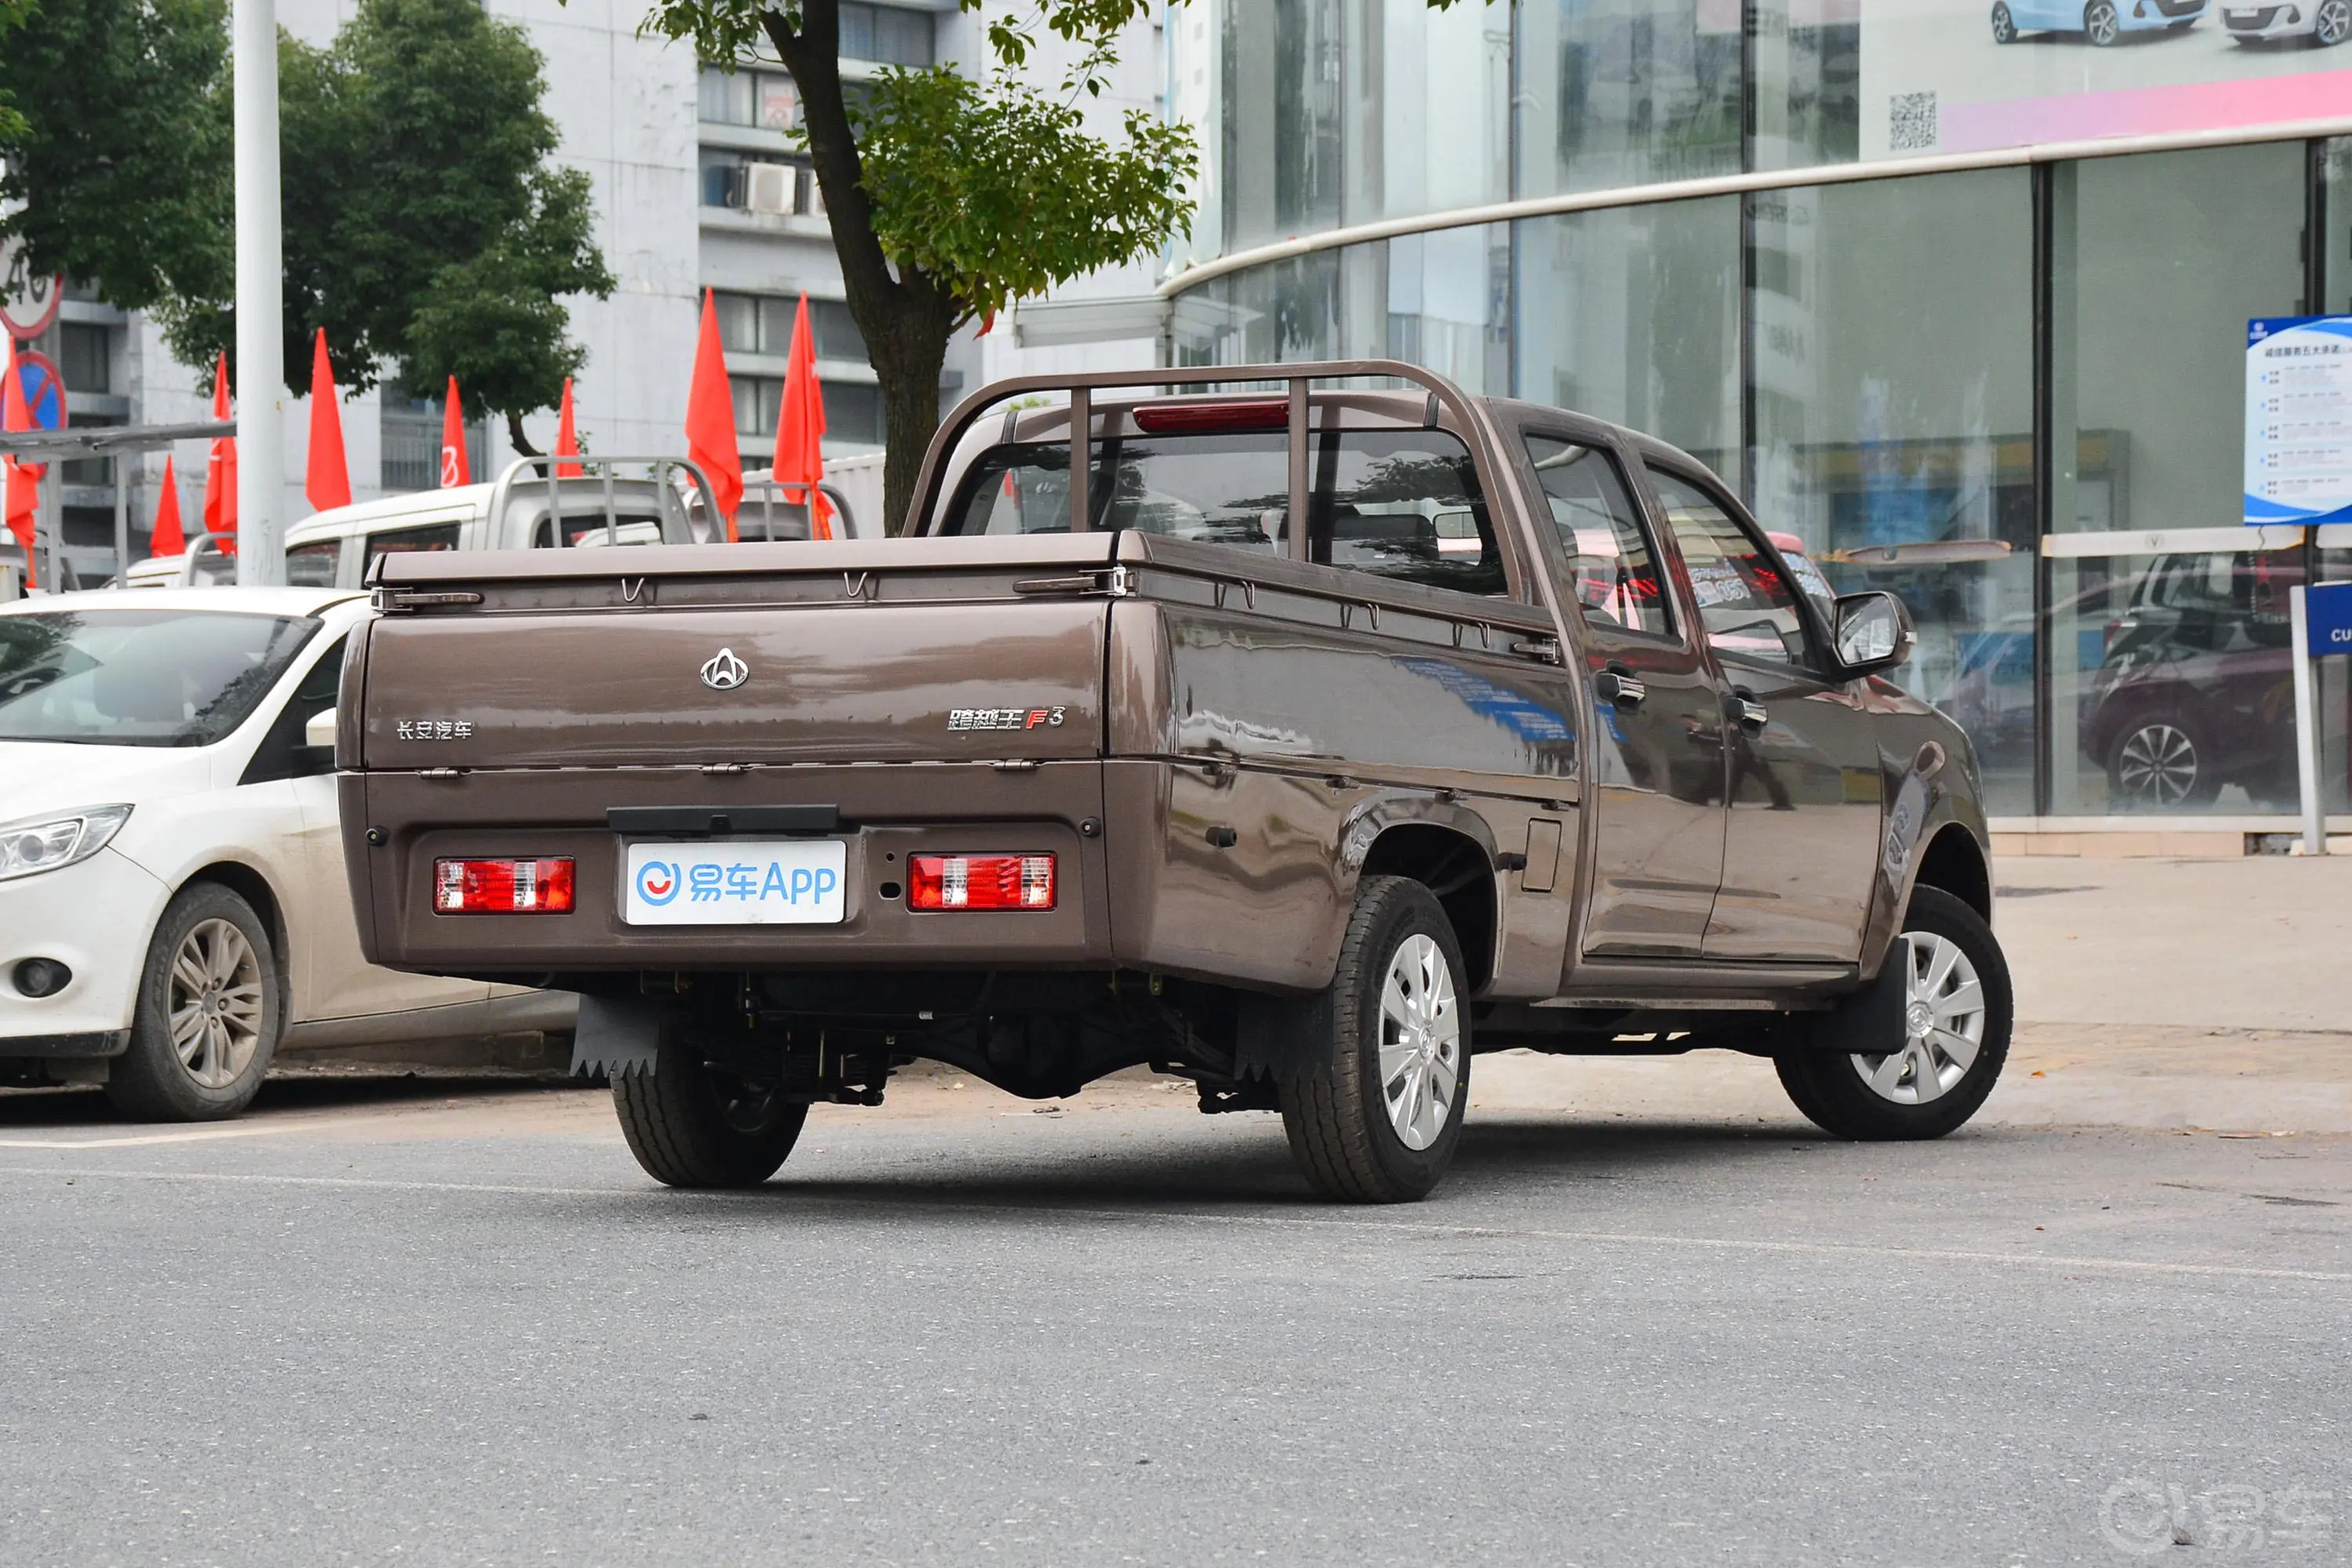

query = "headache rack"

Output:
[[908, 358, 1496, 558]]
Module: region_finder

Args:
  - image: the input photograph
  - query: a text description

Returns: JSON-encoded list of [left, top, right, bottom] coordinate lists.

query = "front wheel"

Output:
[[107, 883, 283, 1121], [1279, 876, 1470, 1203], [612, 1033, 808, 1188], [1775, 887, 2013, 1141], [1991, 2, 2018, 41], [2084, 0, 2121, 43], [2318, 0, 2351, 44]]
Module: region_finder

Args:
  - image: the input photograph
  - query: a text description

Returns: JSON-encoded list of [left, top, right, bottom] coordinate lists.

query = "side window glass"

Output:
[[1524, 434, 1673, 638], [241, 634, 348, 785], [285, 539, 343, 588], [362, 523, 462, 580], [1650, 470, 1813, 666]]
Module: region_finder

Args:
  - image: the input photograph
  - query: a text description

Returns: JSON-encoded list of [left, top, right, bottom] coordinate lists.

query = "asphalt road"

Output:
[[2, 1069, 2347, 1566]]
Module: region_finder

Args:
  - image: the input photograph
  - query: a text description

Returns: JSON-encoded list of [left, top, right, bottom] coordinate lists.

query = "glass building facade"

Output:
[[1165, 1, 2352, 822]]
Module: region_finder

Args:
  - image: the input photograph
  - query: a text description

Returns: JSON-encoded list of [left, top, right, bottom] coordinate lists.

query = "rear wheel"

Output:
[[613, 1034, 807, 1188], [2084, 0, 2121, 43], [2319, 0, 2351, 44], [1775, 887, 2012, 1141], [1991, 2, 2018, 41], [1279, 876, 1469, 1203], [107, 883, 282, 1122]]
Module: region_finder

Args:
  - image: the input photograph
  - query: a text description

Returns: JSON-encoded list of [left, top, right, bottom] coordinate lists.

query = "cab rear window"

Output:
[[940, 428, 1504, 598]]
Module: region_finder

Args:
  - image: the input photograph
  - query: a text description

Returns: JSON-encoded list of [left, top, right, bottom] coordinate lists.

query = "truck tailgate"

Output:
[[354, 539, 1123, 768]]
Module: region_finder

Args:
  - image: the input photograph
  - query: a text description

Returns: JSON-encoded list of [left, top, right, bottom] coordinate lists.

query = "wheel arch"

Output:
[[179, 860, 292, 1007], [1909, 824, 1991, 922], [1357, 822, 1499, 993]]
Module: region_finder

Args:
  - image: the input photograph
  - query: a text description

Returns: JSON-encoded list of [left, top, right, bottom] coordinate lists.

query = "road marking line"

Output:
[[0, 1116, 381, 1150], [0, 1163, 2344, 1285]]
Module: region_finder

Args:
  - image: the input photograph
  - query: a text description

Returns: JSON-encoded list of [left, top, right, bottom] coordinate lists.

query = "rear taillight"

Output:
[[434, 858, 576, 913], [906, 854, 1056, 911]]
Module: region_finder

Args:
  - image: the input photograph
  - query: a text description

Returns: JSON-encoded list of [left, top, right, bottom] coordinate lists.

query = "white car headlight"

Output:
[[0, 805, 133, 882]]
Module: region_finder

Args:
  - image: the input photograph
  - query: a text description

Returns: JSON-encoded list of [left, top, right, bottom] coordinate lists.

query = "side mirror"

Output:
[[1833, 590, 1914, 676], [299, 708, 339, 772]]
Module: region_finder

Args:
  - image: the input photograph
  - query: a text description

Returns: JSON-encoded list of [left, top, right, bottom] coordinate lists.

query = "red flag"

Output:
[[554, 376, 583, 478], [772, 292, 833, 540], [2, 341, 38, 586], [438, 376, 470, 488], [202, 353, 237, 554], [151, 456, 186, 557], [684, 289, 742, 535], [305, 329, 351, 512]]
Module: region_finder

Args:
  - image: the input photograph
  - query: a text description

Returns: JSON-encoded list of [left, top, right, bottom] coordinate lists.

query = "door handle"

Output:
[[1729, 691, 1768, 733], [1595, 667, 1646, 707]]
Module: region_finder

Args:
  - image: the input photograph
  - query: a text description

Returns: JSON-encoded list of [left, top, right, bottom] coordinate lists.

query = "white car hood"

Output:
[[0, 740, 217, 824]]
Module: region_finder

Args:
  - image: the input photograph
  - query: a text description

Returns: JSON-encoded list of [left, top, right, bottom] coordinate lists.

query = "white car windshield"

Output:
[[0, 609, 321, 747]]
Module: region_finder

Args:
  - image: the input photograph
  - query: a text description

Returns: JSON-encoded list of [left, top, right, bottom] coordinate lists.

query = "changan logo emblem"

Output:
[[699, 648, 750, 691]]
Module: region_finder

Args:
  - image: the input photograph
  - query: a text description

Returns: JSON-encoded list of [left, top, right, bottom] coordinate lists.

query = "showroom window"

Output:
[[1744, 167, 2036, 812], [1515, 196, 1740, 481], [1515, 0, 1741, 198]]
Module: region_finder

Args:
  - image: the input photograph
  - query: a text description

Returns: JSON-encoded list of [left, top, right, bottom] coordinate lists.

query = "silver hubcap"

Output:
[[2322, 0, 2349, 40], [1993, 5, 2013, 37], [2116, 723, 2198, 806], [1851, 931, 1986, 1105], [2088, 4, 2118, 41], [1377, 933, 1460, 1151], [168, 918, 265, 1090]]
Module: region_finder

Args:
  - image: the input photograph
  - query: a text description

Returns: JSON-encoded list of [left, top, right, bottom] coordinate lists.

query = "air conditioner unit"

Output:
[[743, 162, 795, 216]]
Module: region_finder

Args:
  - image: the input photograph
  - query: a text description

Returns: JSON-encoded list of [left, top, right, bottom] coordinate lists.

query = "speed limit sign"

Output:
[[0, 240, 62, 340]]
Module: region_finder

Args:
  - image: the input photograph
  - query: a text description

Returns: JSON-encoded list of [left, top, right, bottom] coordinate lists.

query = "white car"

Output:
[[0, 586, 569, 1119], [2220, 0, 2350, 42]]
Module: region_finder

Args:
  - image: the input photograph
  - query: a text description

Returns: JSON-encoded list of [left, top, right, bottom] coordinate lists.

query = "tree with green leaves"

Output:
[[172, 0, 613, 454], [0, 0, 233, 319], [648, 0, 1196, 531]]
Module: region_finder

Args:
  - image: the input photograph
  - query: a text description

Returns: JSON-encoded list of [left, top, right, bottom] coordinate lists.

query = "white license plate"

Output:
[[622, 839, 848, 925]]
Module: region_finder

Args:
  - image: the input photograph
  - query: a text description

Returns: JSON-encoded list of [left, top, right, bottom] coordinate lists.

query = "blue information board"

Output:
[[2307, 582, 2352, 658]]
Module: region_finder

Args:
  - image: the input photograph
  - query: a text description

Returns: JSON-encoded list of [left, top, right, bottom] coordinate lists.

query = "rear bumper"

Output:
[[343, 761, 1120, 977]]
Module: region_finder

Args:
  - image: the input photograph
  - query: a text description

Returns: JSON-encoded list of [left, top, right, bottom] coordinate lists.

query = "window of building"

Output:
[[728, 376, 885, 445], [59, 323, 111, 394], [699, 64, 799, 129], [713, 292, 867, 366], [1518, 0, 1742, 198], [699, 151, 822, 215], [840, 2, 934, 64]]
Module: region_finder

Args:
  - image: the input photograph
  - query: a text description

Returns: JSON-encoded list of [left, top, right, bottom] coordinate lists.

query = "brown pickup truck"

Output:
[[339, 360, 2008, 1203]]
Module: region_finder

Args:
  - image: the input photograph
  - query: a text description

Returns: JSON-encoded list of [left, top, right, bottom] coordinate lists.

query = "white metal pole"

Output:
[[232, 0, 283, 586], [2290, 585, 2325, 857]]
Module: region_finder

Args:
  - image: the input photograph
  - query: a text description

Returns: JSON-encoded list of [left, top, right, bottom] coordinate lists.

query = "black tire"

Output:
[[2084, 0, 2121, 43], [2319, 0, 2351, 44], [1279, 876, 1470, 1203], [1991, 2, 2018, 42], [1776, 887, 2013, 1142], [612, 1032, 807, 1188], [2105, 710, 2219, 808], [106, 882, 283, 1122]]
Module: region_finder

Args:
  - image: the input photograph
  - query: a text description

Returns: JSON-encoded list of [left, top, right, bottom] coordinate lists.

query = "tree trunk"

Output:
[[504, 409, 542, 459], [765, 0, 956, 535]]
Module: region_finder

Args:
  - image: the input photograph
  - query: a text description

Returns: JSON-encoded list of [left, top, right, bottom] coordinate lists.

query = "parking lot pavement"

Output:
[[2, 1067, 2347, 1566]]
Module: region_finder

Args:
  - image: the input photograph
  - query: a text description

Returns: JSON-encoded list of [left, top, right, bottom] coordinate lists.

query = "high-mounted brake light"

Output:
[[1131, 401, 1288, 435], [434, 858, 576, 913], [907, 854, 1056, 911]]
